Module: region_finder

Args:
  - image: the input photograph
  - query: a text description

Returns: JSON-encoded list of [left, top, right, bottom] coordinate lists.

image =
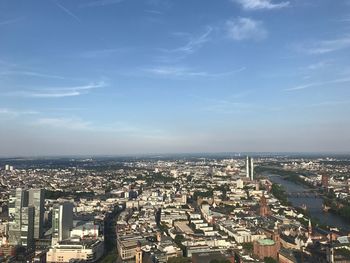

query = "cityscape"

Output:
[[0, 155, 349, 262], [1, 0, 350, 262]]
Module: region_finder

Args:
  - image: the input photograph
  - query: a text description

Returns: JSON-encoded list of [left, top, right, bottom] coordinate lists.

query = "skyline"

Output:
[[1, 0, 350, 156]]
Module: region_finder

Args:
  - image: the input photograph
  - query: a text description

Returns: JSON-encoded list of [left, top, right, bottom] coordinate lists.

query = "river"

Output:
[[268, 174, 350, 232]]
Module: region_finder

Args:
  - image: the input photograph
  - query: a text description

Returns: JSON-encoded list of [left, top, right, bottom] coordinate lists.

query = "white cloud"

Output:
[[52, 0, 81, 22], [34, 117, 165, 137], [143, 66, 246, 77], [163, 27, 213, 55], [226, 17, 267, 41], [79, 48, 129, 58], [296, 37, 350, 54], [0, 17, 24, 26], [305, 61, 330, 70], [0, 108, 38, 117], [286, 77, 350, 91], [233, 0, 290, 10], [36, 117, 92, 130], [80, 0, 124, 8], [6, 81, 106, 98], [0, 70, 65, 79]]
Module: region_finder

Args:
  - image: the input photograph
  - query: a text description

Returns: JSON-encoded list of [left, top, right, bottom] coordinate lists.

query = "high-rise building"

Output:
[[259, 194, 270, 217], [246, 156, 254, 181], [29, 189, 45, 239], [8, 189, 35, 250], [321, 174, 329, 188], [52, 202, 73, 246]]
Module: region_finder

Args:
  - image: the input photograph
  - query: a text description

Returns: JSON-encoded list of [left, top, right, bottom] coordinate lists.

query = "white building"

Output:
[[46, 238, 104, 263]]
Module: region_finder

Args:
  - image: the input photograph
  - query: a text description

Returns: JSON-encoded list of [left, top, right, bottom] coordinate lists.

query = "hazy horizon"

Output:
[[1, 0, 350, 155]]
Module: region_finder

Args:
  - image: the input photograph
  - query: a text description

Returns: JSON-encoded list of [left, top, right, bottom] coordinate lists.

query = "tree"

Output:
[[264, 257, 277, 263], [168, 256, 191, 263], [242, 242, 253, 252], [209, 259, 231, 263]]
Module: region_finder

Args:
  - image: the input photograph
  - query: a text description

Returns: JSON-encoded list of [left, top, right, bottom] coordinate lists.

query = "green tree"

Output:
[[242, 242, 253, 252], [264, 257, 277, 263], [168, 256, 191, 263], [209, 259, 231, 263]]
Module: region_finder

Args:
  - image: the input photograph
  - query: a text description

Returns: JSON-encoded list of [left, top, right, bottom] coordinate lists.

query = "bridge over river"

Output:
[[286, 190, 323, 198]]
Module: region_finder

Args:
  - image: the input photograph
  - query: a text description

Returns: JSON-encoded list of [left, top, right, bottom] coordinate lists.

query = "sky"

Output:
[[0, 0, 350, 156]]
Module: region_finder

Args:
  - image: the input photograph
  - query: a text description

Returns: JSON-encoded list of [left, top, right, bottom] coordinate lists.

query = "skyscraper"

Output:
[[29, 189, 45, 239], [52, 202, 73, 246], [8, 188, 35, 250], [246, 156, 254, 181]]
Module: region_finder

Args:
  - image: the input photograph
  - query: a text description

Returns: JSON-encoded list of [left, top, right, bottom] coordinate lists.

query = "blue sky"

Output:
[[1, 0, 350, 156]]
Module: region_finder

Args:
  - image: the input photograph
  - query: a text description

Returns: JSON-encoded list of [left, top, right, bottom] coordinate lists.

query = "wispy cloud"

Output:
[[0, 108, 38, 117], [0, 17, 24, 26], [308, 100, 350, 107], [79, 48, 129, 58], [226, 17, 267, 41], [286, 77, 350, 91], [232, 0, 290, 10], [143, 66, 246, 78], [145, 9, 163, 15], [35, 117, 165, 137], [203, 101, 254, 114], [7, 81, 106, 98], [80, 0, 124, 8], [162, 27, 213, 55], [304, 61, 330, 70], [295, 36, 350, 54], [52, 0, 81, 22], [36, 117, 92, 130], [0, 70, 65, 79]]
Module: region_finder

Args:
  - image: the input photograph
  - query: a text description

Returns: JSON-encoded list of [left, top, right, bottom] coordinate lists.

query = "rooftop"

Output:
[[257, 239, 275, 246]]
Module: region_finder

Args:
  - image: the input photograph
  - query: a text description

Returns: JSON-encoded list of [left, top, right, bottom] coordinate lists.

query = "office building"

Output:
[[29, 189, 45, 239], [52, 202, 73, 246], [246, 156, 254, 181], [8, 189, 35, 250]]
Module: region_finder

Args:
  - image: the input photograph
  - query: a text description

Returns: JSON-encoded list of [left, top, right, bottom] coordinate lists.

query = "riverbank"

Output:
[[267, 174, 350, 232], [260, 167, 350, 224]]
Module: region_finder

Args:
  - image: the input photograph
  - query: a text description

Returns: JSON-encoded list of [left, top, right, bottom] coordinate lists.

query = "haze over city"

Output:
[[1, 0, 350, 156]]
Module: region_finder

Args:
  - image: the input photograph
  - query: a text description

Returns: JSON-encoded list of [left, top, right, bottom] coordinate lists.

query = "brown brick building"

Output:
[[253, 239, 279, 260]]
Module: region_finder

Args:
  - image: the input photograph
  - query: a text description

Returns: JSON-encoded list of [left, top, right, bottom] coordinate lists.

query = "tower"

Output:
[[308, 219, 312, 238], [135, 241, 142, 263], [306, 219, 313, 245], [272, 226, 280, 251], [52, 202, 73, 245], [321, 175, 329, 188], [8, 189, 35, 250], [259, 194, 269, 217], [246, 156, 254, 181], [28, 189, 45, 239]]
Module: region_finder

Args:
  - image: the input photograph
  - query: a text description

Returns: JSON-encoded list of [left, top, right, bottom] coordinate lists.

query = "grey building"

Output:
[[8, 188, 37, 250], [52, 202, 73, 246], [246, 156, 254, 181], [29, 189, 45, 239]]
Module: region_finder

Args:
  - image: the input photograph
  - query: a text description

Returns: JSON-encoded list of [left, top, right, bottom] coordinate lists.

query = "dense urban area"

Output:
[[0, 154, 349, 263]]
